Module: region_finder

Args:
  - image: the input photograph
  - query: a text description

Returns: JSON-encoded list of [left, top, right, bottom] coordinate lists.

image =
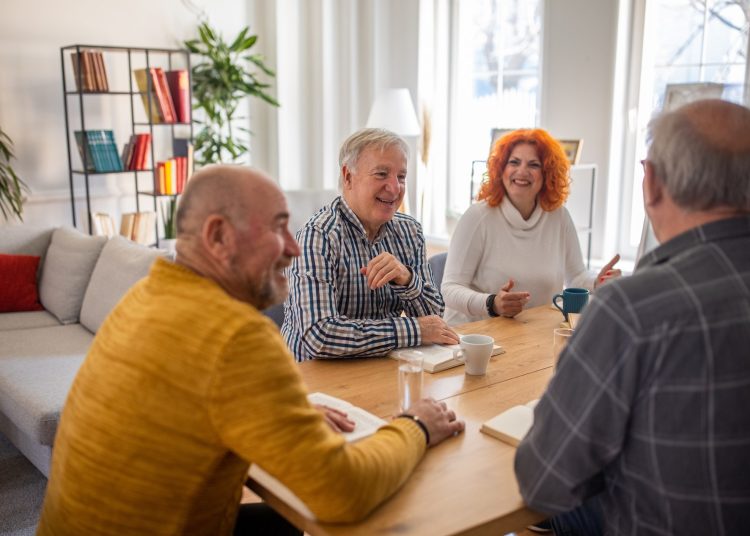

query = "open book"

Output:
[[248, 392, 387, 520], [389, 343, 505, 373], [480, 399, 539, 447], [306, 392, 387, 442]]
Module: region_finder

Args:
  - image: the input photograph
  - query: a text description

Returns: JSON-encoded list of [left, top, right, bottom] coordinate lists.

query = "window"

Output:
[[447, 0, 543, 219], [619, 0, 748, 256]]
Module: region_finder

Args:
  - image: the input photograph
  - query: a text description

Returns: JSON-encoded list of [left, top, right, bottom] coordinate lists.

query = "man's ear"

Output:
[[201, 215, 237, 264], [642, 160, 663, 209], [341, 165, 353, 189]]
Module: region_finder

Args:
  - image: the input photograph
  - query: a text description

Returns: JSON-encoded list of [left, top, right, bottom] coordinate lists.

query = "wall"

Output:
[[0, 0, 245, 229], [540, 0, 620, 262]]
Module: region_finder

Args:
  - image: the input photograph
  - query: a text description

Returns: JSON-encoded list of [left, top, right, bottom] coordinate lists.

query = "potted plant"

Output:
[[0, 127, 29, 221], [185, 22, 279, 165], [160, 197, 178, 252]]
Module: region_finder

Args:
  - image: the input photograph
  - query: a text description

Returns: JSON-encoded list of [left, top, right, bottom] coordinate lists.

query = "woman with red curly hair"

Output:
[[442, 129, 620, 324]]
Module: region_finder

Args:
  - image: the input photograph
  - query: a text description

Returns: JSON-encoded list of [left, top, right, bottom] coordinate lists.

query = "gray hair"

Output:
[[338, 128, 409, 188], [646, 100, 750, 212]]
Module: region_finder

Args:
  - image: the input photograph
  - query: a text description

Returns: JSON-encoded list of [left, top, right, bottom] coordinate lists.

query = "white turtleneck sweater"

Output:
[[442, 197, 594, 325]]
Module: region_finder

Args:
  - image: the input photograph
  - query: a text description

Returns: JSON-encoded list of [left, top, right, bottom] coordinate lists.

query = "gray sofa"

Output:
[[0, 226, 168, 477]]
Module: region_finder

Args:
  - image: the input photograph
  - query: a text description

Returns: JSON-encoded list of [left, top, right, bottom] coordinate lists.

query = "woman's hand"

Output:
[[595, 254, 622, 289], [493, 279, 531, 318]]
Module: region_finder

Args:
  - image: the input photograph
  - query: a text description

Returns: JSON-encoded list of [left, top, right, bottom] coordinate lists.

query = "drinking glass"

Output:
[[398, 354, 424, 413], [552, 328, 574, 367]]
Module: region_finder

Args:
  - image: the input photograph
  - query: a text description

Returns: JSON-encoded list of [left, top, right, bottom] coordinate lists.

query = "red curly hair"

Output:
[[477, 128, 570, 211]]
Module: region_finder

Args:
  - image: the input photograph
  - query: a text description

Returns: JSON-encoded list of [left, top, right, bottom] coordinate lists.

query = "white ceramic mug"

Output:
[[457, 334, 495, 375]]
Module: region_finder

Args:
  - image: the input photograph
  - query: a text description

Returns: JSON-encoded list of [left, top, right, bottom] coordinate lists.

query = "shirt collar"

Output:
[[636, 216, 750, 272], [336, 196, 393, 243]]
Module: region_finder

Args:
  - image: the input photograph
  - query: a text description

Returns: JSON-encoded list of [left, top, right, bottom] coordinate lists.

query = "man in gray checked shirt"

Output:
[[515, 99, 750, 535]]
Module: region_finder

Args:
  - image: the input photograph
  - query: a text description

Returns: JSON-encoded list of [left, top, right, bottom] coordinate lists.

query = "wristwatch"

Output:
[[486, 294, 499, 317]]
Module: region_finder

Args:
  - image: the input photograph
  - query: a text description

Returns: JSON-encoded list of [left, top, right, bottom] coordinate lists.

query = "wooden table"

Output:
[[248, 305, 563, 535]]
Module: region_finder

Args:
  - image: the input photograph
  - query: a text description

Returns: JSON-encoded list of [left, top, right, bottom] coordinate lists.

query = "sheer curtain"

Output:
[[248, 0, 420, 193]]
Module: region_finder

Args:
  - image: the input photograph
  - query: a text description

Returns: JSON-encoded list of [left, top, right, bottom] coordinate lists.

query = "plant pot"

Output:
[[159, 238, 177, 254]]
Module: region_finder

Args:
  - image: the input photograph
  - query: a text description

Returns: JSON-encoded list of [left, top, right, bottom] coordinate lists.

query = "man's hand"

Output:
[[417, 315, 460, 345], [360, 252, 411, 289], [594, 254, 622, 289], [404, 398, 465, 447], [314, 404, 356, 433], [493, 279, 531, 318]]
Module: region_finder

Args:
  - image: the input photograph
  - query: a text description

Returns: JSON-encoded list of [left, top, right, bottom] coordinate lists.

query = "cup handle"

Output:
[[552, 294, 565, 316]]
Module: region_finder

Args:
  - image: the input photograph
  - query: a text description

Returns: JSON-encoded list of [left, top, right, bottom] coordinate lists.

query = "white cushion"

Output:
[[0, 226, 54, 276], [79, 236, 166, 333], [38, 227, 106, 324], [0, 310, 60, 331]]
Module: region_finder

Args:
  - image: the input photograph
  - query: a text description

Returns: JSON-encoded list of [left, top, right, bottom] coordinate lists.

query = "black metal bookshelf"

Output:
[[61, 44, 193, 245]]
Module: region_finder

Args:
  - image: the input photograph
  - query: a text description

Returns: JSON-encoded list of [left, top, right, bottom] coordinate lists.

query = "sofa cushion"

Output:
[[0, 225, 54, 259], [80, 236, 166, 333], [38, 227, 106, 324], [0, 311, 60, 331], [0, 254, 44, 312], [0, 324, 93, 446]]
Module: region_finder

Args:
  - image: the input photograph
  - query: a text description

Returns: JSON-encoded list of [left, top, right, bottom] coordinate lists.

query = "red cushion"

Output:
[[0, 253, 44, 312]]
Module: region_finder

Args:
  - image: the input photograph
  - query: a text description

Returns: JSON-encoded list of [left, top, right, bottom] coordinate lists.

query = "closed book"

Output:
[[82, 51, 96, 91], [133, 69, 163, 123], [73, 131, 96, 172], [70, 52, 85, 91], [389, 343, 505, 373], [102, 130, 122, 171], [480, 399, 539, 447], [120, 212, 136, 240], [166, 70, 190, 123], [173, 139, 194, 183], [135, 133, 151, 170], [150, 67, 176, 123], [96, 51, 109, 92]]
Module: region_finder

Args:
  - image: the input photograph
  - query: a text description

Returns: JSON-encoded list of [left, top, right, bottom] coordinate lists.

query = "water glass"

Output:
[[398, 354, 424, 413], [552, 328, 574, 367]]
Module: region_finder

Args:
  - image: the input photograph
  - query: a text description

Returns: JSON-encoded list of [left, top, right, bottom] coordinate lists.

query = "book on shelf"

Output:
[[74, 130, 122, 173], [92, 212, 116, 237], [248, 392, 387, 521], [173, 138, 194, 183], [133, 69, 164, 123], [70, 50, 108, 92], [389, 343, 505, 373], [480, 399, 539, 447], [120, 211, 156, 245], [133, 68, 178, 123], [122, 133, 151, 171], [165, 69, 190, 123]]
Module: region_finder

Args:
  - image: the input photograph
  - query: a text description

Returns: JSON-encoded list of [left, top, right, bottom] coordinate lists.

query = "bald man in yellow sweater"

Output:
[[37, 165, 465, 536]]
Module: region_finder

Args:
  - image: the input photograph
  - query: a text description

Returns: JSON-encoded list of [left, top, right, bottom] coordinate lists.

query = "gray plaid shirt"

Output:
[[516, 216, 750, 535], [281, 196, 444, 362]]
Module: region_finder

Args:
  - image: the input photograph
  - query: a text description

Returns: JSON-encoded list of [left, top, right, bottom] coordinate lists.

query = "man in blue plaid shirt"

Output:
[[515, 99, 750, 535], [282, 128, 459, 361]]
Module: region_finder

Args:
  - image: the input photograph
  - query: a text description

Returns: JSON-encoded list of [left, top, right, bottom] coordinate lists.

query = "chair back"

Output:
[[428, 252, 448, 288]]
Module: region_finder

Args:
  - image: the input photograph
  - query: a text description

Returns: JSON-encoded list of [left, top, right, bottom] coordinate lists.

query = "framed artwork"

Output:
[[489, 128, 521, 155], [663, 82, 724, 112], [558, 139, 583, 165]]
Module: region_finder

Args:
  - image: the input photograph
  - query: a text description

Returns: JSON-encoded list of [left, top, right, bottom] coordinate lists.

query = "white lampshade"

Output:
[[366, 88, 421, 136]]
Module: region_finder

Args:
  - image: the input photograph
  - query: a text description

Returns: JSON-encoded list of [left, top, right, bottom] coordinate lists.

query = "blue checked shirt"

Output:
[[281, 196, 444, 362], [515, 216, 750, 535]]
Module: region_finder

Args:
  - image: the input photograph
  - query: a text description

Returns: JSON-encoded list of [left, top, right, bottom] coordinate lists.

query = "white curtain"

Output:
[[248, 0, 421, 193]]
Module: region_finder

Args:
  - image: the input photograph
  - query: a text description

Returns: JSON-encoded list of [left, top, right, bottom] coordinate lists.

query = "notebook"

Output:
[[389, 343, 505, 373], [480, 399, 539, 447]]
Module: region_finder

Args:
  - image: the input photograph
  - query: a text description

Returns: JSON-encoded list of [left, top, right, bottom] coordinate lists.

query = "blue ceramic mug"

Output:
[[552, 288, 590, 321]]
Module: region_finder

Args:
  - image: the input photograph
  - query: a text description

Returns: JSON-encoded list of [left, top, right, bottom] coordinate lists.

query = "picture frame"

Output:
[[489, 128, 521, 155], [662, 82, 724, 112], [558, 139, 583, 165]]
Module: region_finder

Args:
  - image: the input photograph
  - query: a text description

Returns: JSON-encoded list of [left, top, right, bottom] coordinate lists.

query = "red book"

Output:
[[166, 70, 190, 123], [136, 133, 151, 170], [154, 68, 177, 123], [147, 68, 172, 123]]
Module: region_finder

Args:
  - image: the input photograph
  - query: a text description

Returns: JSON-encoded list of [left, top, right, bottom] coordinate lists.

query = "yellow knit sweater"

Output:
[[37, 258, 426, 535]]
